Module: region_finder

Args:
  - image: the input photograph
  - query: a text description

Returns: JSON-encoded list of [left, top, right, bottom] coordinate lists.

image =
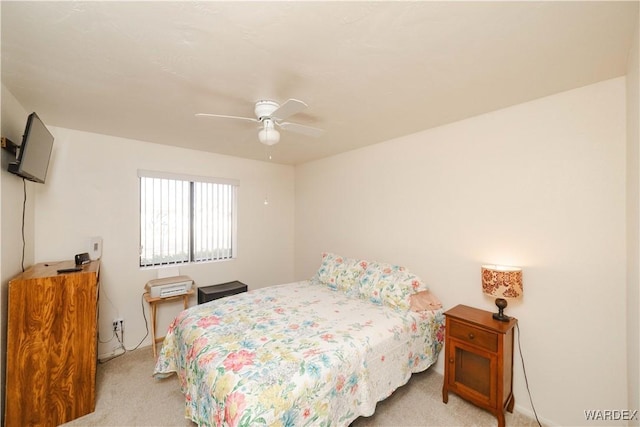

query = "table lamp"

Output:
[[481, 264, 522, 322]]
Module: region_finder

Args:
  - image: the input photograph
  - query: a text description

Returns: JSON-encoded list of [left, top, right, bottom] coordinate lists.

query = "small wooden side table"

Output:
[[442, 304, 517, 427], [144, 289, 194, 358]]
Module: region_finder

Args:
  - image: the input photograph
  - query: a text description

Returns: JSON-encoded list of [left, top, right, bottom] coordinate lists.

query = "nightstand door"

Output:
[[447, 338, 498, 408]]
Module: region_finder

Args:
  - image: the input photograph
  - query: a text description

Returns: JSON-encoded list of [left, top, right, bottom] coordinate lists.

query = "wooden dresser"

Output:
[[5, 260, 100, 427], [442, 304, 516, 427]]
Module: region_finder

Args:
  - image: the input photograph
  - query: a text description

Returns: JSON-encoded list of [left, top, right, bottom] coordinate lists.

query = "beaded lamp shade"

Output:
[[481, 265, 522, 321]]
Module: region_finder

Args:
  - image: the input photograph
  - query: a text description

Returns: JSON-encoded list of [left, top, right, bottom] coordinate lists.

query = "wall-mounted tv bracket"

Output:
[[1, 137, 18, 157]]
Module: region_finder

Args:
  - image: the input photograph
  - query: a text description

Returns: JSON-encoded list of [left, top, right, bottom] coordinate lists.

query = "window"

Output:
[[139, 170, 238, 267]]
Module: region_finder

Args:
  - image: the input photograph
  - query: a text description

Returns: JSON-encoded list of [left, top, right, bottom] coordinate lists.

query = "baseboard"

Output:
[[514, 403, 557, 426], [98, 347, 126, 361]]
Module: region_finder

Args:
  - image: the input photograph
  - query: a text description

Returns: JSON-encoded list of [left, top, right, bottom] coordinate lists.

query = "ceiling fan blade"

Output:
[[271, 99, 308, 121], [195, 113, 258, 123], [279, 121, 325, 138]]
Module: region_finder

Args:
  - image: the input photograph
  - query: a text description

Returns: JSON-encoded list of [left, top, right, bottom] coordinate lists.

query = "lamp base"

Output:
[[492, 297, 511, 322], [492, 312, 512, 322]]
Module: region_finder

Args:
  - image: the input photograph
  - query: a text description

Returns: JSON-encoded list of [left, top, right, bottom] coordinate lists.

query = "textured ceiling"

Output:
[[1, 1, 638, 165]]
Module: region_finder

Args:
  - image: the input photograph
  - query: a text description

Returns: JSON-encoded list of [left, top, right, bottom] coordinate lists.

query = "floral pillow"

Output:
[[310, 252, 366, 296], [356, 261, 396, 305], [382, 270, 427, 311], [357, 261, 428, 311], [311, 253, 428, 310]]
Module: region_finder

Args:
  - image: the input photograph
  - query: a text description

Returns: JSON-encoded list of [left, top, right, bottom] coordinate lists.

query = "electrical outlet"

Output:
[[112, 318, 124, 332]]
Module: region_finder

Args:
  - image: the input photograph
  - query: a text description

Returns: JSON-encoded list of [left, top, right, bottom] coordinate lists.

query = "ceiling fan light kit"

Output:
[[258, 119, 280, 146], [196, 98, 324, 147]]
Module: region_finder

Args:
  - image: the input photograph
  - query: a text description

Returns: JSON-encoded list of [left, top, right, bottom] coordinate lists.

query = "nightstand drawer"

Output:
[[450, 320, 497, 352]]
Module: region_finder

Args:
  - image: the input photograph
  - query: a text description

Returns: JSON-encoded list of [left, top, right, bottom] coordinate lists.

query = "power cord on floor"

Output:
[[122, 293, 151, 352], [517, 322, 543, 427], [98, 327, 126, 364], [98, 329, 115, 344], [99, 293, 150, 363]]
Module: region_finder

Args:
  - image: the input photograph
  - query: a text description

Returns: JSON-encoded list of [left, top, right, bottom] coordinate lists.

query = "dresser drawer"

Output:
[[450, 320, 497, 352]]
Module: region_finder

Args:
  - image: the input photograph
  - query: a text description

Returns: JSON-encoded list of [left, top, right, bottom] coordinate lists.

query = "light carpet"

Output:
[[62, 346, 538, 426]]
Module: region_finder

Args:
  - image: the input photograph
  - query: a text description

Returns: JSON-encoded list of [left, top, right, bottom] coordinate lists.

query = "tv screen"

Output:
[[8, 112, 54, 183]]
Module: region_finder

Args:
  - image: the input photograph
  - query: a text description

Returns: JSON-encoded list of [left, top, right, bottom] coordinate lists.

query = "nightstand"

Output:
[[442, 304, 517, 427]]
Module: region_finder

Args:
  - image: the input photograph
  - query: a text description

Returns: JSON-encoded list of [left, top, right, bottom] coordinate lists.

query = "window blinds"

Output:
[[138, 170, 238, 267]]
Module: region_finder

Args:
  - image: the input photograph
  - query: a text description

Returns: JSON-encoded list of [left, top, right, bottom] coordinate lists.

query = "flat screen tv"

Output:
[[8, 112, 54, 183]]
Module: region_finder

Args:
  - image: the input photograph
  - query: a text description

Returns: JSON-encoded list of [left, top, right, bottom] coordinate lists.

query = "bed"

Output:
[[154, 253, 445, 426]]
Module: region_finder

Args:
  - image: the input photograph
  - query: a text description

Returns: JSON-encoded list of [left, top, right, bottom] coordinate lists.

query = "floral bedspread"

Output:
[[154, 281, 445, 427]]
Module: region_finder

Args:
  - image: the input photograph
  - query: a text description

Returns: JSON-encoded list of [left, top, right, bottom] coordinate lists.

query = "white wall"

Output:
[[0, 86, 34, 275], [626, 14, 640, 426], [34, 128, 296, 357], [294, 78, 627, 426], [0, 84, 34, 423]]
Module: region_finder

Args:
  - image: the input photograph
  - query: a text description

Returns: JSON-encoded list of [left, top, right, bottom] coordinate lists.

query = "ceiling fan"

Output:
[[196, 99, 324, 146]]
